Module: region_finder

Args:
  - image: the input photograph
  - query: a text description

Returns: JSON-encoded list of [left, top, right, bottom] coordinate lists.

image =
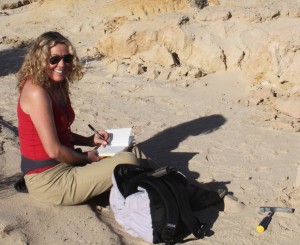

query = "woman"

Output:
[[17, 31, 142, 205]]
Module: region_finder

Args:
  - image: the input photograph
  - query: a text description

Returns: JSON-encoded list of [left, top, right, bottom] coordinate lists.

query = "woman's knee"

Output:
[[114, 151, 140, 165]]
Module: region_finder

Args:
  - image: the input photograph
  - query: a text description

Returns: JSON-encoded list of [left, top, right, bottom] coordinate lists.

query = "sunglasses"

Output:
[[49, 54, 74, 65]]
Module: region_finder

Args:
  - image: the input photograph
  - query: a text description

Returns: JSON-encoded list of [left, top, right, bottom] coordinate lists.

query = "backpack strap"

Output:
[[162, 173, 206, 239], [138, 176, 180, 244], [113, 164, 153, 197]]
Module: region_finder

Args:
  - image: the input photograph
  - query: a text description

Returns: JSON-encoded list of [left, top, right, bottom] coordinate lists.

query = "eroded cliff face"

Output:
[[96, 1, 300, 82], [1, 0, 300, 131], [93, 0, 300, 131]]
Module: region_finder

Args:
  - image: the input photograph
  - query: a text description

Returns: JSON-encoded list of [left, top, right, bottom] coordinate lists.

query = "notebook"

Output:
[[95, 128, 134, 157]]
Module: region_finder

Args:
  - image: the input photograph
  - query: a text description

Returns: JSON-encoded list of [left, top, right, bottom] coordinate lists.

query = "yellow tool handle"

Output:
[[256, 212, 274, 233]]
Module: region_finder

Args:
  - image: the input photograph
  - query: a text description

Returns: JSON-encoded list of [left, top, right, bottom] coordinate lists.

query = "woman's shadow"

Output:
[[137, 114, 226, 177]]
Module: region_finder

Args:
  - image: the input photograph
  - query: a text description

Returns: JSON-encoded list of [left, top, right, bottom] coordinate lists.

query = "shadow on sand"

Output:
[[137, 114, 227, 176], [0, 45, 27, 76], [0, 115, 19, 136], [0, 116, 21, 195]]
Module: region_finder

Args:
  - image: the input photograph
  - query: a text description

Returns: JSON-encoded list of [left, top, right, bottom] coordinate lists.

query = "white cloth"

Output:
[[109, 174, 153, 243]]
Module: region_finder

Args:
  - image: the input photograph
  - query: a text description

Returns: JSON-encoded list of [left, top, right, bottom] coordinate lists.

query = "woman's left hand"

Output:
[[87, 150, 102, 162]]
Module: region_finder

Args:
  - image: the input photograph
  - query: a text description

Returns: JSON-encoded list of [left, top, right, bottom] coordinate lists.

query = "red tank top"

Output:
[[18, 90, 75, 161]]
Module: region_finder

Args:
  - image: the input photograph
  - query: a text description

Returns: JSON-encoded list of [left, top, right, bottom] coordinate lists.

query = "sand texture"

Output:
[[1, 0, 300, 244]]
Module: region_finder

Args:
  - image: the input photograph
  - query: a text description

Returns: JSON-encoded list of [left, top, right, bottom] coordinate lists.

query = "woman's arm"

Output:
[[20, 82, 100, 165], [72, 131, 109, 147]]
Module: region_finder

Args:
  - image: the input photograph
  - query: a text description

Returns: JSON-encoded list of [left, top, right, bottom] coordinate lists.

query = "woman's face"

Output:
[[48, 43, 73, 83]]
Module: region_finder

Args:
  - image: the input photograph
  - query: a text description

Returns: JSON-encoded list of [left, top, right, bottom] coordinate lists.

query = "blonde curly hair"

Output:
[[17, 31, 84, 92]]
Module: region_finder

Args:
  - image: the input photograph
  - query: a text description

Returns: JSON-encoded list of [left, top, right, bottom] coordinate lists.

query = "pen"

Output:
[[88, 124, 107, 143]]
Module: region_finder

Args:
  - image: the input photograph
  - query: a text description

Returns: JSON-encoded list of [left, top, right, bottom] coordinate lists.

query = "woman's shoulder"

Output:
[[20, 80, 51, 113], [22, 80, 49, 98]]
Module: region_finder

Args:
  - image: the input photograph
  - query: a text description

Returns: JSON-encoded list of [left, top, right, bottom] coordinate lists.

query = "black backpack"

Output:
[[110, 164, 223, 244]]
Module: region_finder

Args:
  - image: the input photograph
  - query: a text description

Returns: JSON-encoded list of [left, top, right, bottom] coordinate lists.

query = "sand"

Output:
[[1, 0, 300, 244]]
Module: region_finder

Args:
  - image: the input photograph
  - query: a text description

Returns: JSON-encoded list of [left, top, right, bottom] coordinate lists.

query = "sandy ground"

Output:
[[1, 1, 300, 244]]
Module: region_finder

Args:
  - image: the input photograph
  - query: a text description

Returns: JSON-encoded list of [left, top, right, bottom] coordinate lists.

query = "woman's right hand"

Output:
[[93, 130, 110, 147]]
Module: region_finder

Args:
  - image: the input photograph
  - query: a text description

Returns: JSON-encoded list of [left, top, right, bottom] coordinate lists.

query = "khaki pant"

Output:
[[24, 150, 152, 205]]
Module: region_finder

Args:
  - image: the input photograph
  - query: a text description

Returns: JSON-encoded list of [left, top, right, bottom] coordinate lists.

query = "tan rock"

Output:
[[280, 53, 300, 88], [188, 67, 203, 78], [144, 67, 161, 80], [136, 45, 174, 67], [248, 88, 275, 105], [159, 67, 172, 80], [195, 9, 232, 21], [288, 84, 300, 97], [271, 121, 295, 132], [89, 0, 190, 18], [208, 0, 220, 7], [127, 62, 146, 75], [274, 99, 300, 119], [243, 44, 279, 85]]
